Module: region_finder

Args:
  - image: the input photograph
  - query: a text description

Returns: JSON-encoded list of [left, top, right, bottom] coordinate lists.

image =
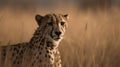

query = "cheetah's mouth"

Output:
[[54, 37, 61, 40], [50, 34, 61, 41], [51, 36, 61, 41]]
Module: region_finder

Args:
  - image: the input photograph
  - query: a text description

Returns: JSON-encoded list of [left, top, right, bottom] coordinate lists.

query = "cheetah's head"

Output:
[[35, 13, 69, 42]]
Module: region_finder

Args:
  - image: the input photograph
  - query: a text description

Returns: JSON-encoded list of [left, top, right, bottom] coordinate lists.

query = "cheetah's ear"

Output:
[[35, 14, 43, 26], [63, 14, 69, 19]]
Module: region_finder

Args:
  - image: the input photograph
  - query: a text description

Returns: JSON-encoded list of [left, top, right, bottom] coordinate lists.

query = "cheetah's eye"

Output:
[[61, 22, 65, 26], [48, 22, 53, 26]]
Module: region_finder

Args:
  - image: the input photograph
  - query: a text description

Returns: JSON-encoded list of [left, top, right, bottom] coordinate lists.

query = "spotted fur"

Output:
[[0, 13, 69, 67]]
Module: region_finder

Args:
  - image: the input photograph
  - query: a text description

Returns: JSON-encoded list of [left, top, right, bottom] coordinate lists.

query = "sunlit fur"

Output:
[[0, 13, 69, 67]]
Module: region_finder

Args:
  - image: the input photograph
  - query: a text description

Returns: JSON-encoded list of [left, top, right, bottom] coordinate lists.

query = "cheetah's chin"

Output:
[[47, 36, 61, 41]]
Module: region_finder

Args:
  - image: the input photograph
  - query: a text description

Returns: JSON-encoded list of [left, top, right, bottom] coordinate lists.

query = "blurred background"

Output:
[[0, 0, 120, 67]]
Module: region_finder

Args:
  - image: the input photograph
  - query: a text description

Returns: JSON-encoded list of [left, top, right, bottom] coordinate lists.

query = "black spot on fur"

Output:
[[45, 54, 47, 57], [47, 44, 50, 47], [32, 63, 34, 66], [32, 60, 36, 66], [51, 58, 53, 60], [50, 47, 54, 50], [39, 52, 41, 54], [48, 55, 51, 58], [45, 47, 47, 49], [13, 60, 16, 64], [50, 52, 52, 54], [39, 59, 42, 63], [17, 61, 20, 64], [3, 52, 6, 56], [40, 46, 43, 50], [13, 48, 17, 51], [20, 50, 24, 54], [46, 50, 49, 53], [38, 46, 40, 49], [12, 53, 15, 57]]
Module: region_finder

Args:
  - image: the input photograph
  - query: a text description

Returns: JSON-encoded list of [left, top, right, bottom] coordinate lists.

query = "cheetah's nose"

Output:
[[55, 31, 61, 36]]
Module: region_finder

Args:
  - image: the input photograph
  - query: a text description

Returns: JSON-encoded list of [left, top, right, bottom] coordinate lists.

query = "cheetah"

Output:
[[0, 13, 69, 67]]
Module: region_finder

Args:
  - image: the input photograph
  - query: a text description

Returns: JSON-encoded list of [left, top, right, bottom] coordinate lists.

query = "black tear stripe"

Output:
[[50, 15, 55, 38], [50, 26, 54, 38]]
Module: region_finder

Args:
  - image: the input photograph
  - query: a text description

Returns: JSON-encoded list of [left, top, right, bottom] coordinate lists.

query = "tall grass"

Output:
[[0, 6, 120, 67]]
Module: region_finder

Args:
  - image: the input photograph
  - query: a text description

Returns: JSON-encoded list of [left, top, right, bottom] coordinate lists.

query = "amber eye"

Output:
[[48, 22, 53, 26], [61, 22, 65, 26]]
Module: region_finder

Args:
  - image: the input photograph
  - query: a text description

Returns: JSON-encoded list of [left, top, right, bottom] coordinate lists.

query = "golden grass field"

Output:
[[0, 6, 120, 67]]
